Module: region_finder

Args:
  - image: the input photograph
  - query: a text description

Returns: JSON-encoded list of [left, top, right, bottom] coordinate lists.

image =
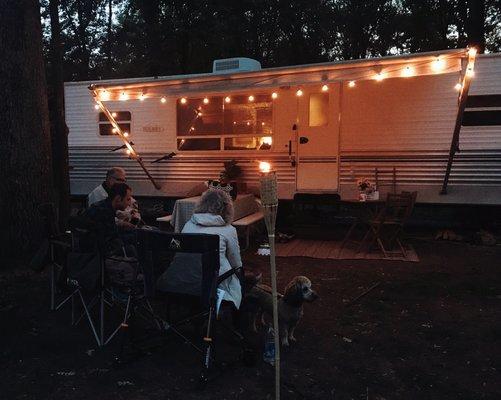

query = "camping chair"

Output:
[[136, 229, 248, 384], [357, 191, 417, 258], [37, 203, 73, 312]]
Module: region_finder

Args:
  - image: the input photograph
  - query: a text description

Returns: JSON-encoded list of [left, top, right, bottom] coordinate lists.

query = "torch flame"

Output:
[[259, 161, 271, 173]]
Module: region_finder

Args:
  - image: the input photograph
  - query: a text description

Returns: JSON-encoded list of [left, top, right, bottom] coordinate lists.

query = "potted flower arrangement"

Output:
[[357, 178, 378, 201]]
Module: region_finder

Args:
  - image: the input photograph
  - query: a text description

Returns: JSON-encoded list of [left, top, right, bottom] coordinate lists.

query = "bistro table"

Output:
[[170, 193, 259, 233]]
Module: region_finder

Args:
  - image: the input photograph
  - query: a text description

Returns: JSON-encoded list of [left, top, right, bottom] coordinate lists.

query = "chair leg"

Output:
[[200, 304, 216, 384]]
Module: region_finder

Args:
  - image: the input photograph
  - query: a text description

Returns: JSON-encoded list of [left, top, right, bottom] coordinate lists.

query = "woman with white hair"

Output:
[[157, 189, 243, 309]]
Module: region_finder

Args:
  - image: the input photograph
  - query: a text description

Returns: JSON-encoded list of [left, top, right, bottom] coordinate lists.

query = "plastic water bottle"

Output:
[[263, 326, 275, 366]]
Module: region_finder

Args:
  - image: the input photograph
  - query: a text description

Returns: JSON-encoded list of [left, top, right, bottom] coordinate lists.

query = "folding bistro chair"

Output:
[[358, 191, 417, 258], [136, 228, 246, 384]]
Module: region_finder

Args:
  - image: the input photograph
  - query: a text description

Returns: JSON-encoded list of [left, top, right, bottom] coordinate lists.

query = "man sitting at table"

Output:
[[83, 182, 134, 255], [157, 189, 243, 309], [87, 167, 140, 230]]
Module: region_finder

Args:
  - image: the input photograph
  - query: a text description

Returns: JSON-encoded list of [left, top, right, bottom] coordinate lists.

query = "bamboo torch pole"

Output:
[[259, 162, 280, 400]]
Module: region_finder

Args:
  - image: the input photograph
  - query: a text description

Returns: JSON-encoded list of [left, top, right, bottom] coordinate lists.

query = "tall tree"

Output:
[[0, 0, 53, 256], [49, 0, 71, 227]]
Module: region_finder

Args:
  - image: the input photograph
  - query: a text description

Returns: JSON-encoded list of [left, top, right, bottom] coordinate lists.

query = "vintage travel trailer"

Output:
[[65, 49, 501, 204]]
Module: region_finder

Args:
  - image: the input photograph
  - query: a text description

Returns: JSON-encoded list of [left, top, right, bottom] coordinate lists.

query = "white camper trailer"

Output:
[[65, 49, 501, 204]]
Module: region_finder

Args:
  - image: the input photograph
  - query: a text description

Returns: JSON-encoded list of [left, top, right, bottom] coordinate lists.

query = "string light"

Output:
[[225, 96, 231, 103], [139, 93, 146, 101], [374, 72, 385, 82], [432, 57, 445, 72], [296, 89, 303, 97], [248, 95, 255, 102], [160, 97, 166, 103], [198, 112, 203, 116], [466, 67, 474, 77], [203, 97, 209, 104], [261, 137, 272, 145], [119, 91, 128, 101], [123, 132, 129, 137], [111, 112, 117, 118], [100, 90, 110, 101], [190, 126, 195, 131], [112, 128, 117, 133], [348, 81, 356, 88], [126, 149, 131, 155], [271, 92, 278, 99], [321, 84, 329, 92], [180, 97, 187, 104], [455, 83, 462, 91], [468, 47, 477, 57], [402, 66, 415, 78], [94, 104, 100, 110]]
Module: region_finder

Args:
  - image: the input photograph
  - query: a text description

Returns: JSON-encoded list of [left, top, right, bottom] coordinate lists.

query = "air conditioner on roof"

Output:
[[212, 57, 261, 74]]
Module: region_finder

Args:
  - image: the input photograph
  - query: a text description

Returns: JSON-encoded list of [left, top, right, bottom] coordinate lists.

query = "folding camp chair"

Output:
[[136, 228, 247, 384], [358, 191, 417, 258]]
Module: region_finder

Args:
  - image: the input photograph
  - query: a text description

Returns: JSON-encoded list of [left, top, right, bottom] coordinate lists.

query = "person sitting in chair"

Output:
[[87, 167, 141, 229], [157, 189, 243, 309], [83, 182, 134, 255]]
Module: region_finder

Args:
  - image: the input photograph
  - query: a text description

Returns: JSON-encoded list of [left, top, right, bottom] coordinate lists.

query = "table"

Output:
[[170, 193, 259, 233]]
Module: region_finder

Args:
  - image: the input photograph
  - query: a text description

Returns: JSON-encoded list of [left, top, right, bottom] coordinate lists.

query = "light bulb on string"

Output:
[[402, 65, 415, 78], [225, 96, 231, 103], [100, 90, 110, 101], [126, 149, 131, 155], [180, 97, 187, 104], [296, 89, 303, 97], [321, 84, 329, 92], [374, 72, 385, 82], [348, 81, 356, 88], [466, 67, 474, 77], [203, 97, 209, 104], [94, 104, 100, 110], [248, 95, 255, 102], [111, 112, 117, 118], [139, 93, 146, 101], [468, 47, 477, 57], [119, 91, 128, 101], [432, 57, 445, 72], [271, 92, 278, 99], [161, 97, 167, 103], [123, 132, 129, 138], [455, 83, 462, 91]]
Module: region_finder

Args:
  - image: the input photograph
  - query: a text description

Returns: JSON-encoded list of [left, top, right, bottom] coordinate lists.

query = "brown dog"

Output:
[[244, 276, 318, 346]]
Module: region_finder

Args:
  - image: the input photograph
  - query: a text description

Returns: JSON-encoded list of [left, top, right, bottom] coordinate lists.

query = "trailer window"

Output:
[[176, 95, 272, 151], [98, 111, 131, 136], [309, 93, 328, 127]]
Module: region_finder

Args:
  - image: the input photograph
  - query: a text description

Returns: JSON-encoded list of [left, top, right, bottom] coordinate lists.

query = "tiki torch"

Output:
[[259, 161, 280, 399]]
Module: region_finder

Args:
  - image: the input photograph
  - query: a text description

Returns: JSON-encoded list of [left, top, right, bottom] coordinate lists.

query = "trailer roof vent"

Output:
[[212, 57, 261, 74]]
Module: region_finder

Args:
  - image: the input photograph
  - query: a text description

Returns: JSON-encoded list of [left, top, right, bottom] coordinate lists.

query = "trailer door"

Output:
[[296, 84, 340, 191]]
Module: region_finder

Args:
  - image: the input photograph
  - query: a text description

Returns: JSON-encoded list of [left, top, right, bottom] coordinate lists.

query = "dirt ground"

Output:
[[1, 236, 501, 400]]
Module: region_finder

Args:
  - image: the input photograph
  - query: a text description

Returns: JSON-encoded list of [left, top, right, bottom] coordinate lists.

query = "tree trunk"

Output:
[[0, 0, 53, 257], [49, 0, 71, 230], [467, 0, 486, 53]]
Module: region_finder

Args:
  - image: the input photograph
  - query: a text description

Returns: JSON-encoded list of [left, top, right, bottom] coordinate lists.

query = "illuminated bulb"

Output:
[[198, 112, 203, 116], [111, 112, 117, 118], [248, 95, 255, 102], [94, 104, 99, 110], [112, 128, 117, 133], [246, 121, 251, 126], [468, 47, 477, 57], [374, 72, 385, 82], [225, 96, 231, 103], [348, 81, 356, 88], [259, 161, 271, 173], [455, 83, 462, 91], [190, 126, 195, 131], [100, 90, 110, 101], [233, 121, 236, 125], [139, 93, 146, 101], [160, 97, 166, 103], [271, 92, 278, 99], [296, 89, 303, 97], [432, 57, 445, 72], [466, 67, 475, 77], [123, 132, 129, 137], [321, 84, 329, 92], [119, 91, 128, 101], [261, 137, 272, 145], [203, 97, 209, 104], [180, 97, 187, 104], [261, 122, 265, 126], [402, 66, 415, 78], [126, 149, 131, 155]]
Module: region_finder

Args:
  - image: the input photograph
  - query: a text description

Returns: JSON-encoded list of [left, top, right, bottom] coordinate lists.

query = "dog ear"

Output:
[[283, 280, 303, 307]]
